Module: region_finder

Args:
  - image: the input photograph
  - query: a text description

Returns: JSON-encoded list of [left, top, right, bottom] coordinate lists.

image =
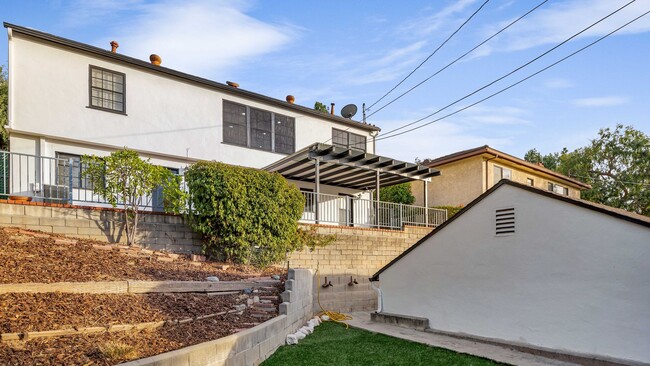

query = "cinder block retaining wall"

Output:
[[0, 201, 202, 253], [289, 225, 432, 313], [119, 268, 314, 366]]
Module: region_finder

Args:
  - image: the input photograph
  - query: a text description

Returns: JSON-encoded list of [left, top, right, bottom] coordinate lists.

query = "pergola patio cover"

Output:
[[263, 143, 440, 190]]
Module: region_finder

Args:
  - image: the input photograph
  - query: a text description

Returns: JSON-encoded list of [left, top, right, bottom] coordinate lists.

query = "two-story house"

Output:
[[3, 23, 443, 228], [411, 145, 590, 208]]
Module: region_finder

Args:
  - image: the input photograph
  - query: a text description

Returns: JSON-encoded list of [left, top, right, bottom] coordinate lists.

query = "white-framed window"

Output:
[[89, 65, 125, 113], [547, 182, 569, 195], [526, 178, 534, 186], [222, 100, 295, 154], [493, 165, 512, 184]]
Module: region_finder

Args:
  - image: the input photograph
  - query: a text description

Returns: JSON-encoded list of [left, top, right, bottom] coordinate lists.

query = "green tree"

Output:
[[527, 125, 650, 216], [523, 148, 560, 170], [0, 65, 8, 150], [314, 101, 328, 114], [380, 182, 415, 205], [82, 149, 184, 245]]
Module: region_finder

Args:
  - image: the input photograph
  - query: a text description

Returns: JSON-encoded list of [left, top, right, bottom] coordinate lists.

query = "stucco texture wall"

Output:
[[413, 156, 484, 207], [378, 184, 650, 364]]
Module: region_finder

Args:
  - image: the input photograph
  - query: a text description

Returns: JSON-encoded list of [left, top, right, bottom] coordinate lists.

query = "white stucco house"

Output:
[[2, 23, 443, 228], [371, 180, 650, 365]]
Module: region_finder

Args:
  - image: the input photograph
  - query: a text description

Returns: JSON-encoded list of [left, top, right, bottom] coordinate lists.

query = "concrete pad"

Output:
[[348, 312, 579, 366]]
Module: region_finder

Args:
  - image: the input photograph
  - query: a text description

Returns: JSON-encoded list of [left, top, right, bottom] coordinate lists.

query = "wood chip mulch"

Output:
[[0, 228, 282, 283]]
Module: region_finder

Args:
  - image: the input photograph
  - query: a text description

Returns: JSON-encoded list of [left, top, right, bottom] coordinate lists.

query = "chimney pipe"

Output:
[[286, 95, 295, 104], [226, 81, 239, 88], [149, 54, 162, 66], [110, 41, 119, 53], [330, 103, 335, 115]]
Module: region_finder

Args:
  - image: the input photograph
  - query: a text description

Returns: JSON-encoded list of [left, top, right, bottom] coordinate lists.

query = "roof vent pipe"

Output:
[[286, 95, 295, 104], [226, 81, 239, 88], [110, 41, 119, 53], [330, 103, 335, 115], [149, 54, 162, 66]]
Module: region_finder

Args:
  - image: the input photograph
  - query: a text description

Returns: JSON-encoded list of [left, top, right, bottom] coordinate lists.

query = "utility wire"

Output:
[[366, 0, 491, 110], [366, 0, 549, 119], [374, 0, 637, 141], [569, 174, 650, 186], [373, 8, 650, 142]]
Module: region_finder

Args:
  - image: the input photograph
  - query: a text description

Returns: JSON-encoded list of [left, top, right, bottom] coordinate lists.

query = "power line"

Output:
[[569, 174, 650, 187], [374, 0, 637, 141], [373, 8, 650, 142], [366, 0, 491, 111], [366, 0, 549, 119]]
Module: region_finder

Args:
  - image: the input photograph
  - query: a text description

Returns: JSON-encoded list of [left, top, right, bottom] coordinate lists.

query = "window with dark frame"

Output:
[[55, 152, 94, 189], [223, 101, 248, 146], [547, 182, 569, 196], [275, 114, 295, 154], [89, 66, 125, 113], [331, 128, 366, 151], [250, 108, 272, 151], [222, 100, 295, 154], [527, 178, 534, 186]]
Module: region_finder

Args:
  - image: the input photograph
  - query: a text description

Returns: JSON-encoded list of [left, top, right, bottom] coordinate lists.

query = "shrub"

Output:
[[433, 205, 464, 218], [185, 161, 305, 266], [98, 341, 138, 362], [379, 182, 415, 205]]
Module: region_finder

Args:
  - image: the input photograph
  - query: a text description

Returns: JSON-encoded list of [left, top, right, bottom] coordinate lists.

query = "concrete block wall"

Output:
[[0, 202, 202, 253], [119, 268, 314, 366], [290, 225, 432, 313]]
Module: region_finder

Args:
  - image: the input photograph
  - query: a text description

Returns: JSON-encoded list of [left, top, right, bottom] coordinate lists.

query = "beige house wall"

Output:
[[412, 156, 484, 207], [414, 154, 582, 208]]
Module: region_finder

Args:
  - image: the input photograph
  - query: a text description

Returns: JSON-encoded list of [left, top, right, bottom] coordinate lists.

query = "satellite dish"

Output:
[[340, 104, 358, 119]]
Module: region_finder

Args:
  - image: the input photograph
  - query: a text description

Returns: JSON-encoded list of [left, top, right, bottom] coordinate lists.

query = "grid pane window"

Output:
[[223, 101, 248, 146], [275, 114, 295, 154], [56, 152, 94, 189], [332, 129, 366, 151], [89, 66, 125, 113], [250, 108, 272, 151]]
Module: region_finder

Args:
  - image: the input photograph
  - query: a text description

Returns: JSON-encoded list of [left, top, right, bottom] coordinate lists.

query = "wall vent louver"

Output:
[[495, 207, 515, 236]]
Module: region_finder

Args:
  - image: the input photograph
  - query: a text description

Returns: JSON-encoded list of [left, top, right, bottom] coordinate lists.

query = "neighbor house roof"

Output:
[[264, 143, 440, 190], [425, 145, 591, 189], [370, 180, 650, 282], [3, 22, 380, 133]]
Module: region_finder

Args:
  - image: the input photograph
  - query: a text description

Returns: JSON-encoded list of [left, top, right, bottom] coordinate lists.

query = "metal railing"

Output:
[[0, 151, 178, 210], [300, 191, 447, 230]]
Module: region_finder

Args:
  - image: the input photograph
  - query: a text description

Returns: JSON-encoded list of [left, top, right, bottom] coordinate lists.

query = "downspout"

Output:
[[484, 154, 498, 190], [370, 280, 383, 313]]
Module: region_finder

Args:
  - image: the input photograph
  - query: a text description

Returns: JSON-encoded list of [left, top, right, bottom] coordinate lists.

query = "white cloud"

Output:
[[399, 0, 479, 37], [572, 96, 629, 107], [84, 0, 293, 77], [543, 78, 574, 89], [346, 41, 428, 85], [482, 0, 650, 53]]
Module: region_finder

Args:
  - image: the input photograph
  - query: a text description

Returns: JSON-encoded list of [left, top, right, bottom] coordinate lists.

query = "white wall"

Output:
[[379, 184, 650, 364], [8, 32, 375, 169]]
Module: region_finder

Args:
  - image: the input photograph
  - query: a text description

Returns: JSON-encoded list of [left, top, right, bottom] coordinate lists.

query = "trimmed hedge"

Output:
[[185, 161, 304, 266]]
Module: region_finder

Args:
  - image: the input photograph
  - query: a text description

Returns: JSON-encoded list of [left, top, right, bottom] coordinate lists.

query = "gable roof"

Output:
[[425, 145, 591, 190], [370, 179, 650, 281], [4, 22, 380, 133]]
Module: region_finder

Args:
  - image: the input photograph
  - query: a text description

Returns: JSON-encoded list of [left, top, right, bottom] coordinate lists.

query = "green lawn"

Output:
[[262, 322, 507, 366]]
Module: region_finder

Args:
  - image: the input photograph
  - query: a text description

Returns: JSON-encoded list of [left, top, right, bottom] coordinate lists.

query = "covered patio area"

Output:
[[263, 143, 446, 229]]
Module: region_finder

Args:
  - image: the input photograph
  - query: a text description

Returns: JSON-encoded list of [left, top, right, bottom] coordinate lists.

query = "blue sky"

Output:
[[3, 0, 649, 162]]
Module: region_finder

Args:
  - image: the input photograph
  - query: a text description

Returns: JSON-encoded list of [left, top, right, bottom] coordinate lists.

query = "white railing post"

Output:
[[68, 158, 74, 205]]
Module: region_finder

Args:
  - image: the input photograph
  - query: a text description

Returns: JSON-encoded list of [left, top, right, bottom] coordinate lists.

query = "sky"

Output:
[[2, 0, 649, 162]]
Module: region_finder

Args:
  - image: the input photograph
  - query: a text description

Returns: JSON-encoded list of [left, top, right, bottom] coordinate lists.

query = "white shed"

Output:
[[371, 180, 650, 365]]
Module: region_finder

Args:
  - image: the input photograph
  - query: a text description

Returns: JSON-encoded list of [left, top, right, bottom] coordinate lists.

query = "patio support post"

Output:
[[424, 180, 429, 226], [375, 170, 380, 227], [314, 157, 320, 224]]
